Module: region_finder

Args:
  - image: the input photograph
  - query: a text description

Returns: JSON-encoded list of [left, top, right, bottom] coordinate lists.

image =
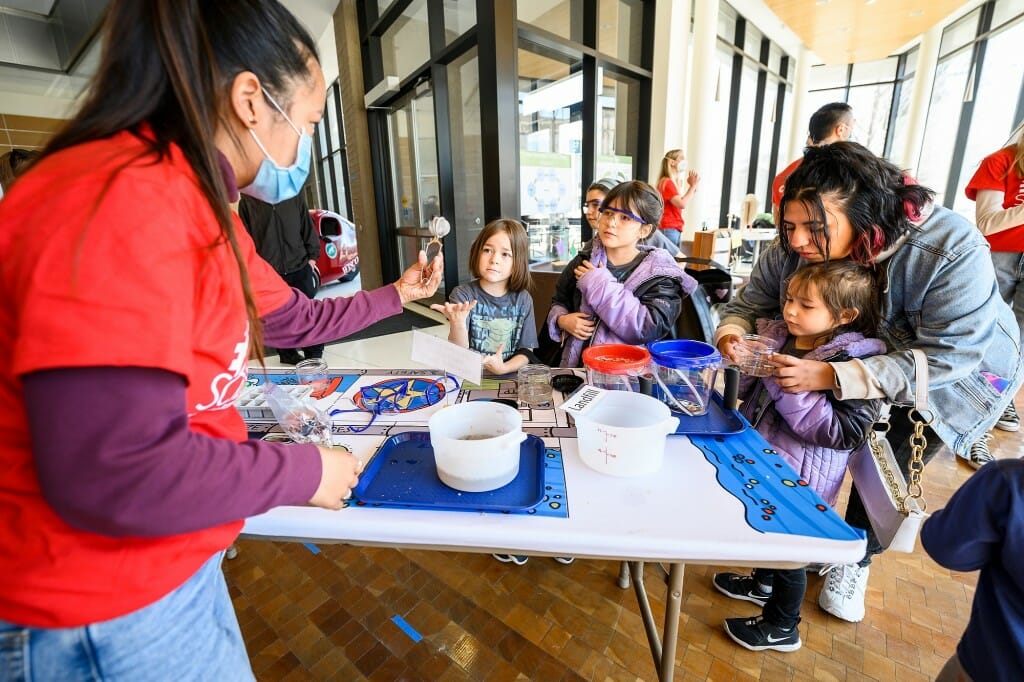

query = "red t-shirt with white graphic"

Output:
[[965, 147, 1024, 252], [0, 131, 293, 626]]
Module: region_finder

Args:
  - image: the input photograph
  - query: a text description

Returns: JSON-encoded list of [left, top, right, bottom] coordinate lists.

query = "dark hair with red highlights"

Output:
[[778, 142, 935, 265]]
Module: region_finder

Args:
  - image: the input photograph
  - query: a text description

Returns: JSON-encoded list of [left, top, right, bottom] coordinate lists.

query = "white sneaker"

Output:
[[818, 563, 869, 622]]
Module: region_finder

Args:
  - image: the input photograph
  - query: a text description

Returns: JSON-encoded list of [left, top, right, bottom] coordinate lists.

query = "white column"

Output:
[[682, 0, 720, 237], [899, 25, 941, 175], [648, 0, 691, 185], [787, 46, 812, 161]]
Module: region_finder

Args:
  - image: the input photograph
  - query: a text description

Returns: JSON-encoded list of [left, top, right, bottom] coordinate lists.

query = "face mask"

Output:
[[240, 88, 313, 204]]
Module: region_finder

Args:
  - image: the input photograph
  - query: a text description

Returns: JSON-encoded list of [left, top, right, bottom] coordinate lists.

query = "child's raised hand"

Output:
[[430, 300, 476, 326], [574, 260, 599, 280], [558, 312, 596, 340], [686, 170, 701, 187]]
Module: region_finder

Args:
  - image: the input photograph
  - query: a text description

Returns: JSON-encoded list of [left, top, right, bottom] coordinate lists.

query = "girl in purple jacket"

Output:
[[713, 261, 886, 652], [543, 180, 696, 367]]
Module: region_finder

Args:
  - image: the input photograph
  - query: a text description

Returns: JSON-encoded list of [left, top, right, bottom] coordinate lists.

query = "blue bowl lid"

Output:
[[648, 339, 722, 369]]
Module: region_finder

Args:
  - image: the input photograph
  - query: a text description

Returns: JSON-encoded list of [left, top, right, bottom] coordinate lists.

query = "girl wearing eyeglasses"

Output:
[[543, 180, 697, 367]]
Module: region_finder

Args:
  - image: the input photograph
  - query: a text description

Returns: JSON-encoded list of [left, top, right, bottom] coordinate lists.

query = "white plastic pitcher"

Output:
[[429, 401, 527, 492], [568, 390, 679, 477]]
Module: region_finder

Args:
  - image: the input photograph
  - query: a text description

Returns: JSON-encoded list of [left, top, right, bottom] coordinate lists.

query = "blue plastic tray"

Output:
[[670, 391, 746, 436], [352, 432, 547, 512]]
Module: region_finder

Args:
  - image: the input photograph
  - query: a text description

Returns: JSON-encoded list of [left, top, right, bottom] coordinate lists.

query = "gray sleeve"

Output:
[[517, 291, 539, 349], [716, 242, 790, 332], [449, 282, 476, 304]]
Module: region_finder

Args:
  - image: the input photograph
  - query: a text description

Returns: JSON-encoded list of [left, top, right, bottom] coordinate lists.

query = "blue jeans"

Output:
[[660, 228, 682, 247], [991, 251, 1024, 341], [0, 552, 253, 681]]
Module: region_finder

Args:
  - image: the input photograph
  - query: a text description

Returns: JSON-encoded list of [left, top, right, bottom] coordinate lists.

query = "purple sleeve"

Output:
[[261, 285, 403, 348], [577, 268, 659, 344], [24, 367, 322, 537]]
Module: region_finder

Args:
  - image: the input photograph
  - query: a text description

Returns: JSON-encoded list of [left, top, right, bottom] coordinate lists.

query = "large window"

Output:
[[951, 12, 1024, 218], [356, 0, 651, 287], [515, 0, 652, 260], [448, 48, 485, 284], [917, 0, 1024, 213], [518, 47, 583, 260], [807, 57, 902, 157], [314, 81, 352, 218], [380, 0, 430, 81], [713, 2, 794, 227]]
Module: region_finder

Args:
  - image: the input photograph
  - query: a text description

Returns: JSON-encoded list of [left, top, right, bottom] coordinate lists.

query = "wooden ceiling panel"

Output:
[[764, 0, 973, 64]]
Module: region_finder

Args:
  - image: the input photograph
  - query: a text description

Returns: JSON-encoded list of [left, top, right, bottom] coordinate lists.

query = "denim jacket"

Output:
[[719, 205, 1024, 456]]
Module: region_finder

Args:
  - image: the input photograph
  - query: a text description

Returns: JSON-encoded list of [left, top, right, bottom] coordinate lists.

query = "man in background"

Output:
[[771, 103, 855, 215], [238, 192, 323, 364]]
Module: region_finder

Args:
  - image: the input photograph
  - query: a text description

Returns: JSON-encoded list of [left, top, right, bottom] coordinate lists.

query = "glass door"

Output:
[[388, 86, 443, 295]]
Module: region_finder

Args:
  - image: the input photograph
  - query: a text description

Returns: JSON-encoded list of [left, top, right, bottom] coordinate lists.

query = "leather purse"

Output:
[[847, 349, 930, 553]]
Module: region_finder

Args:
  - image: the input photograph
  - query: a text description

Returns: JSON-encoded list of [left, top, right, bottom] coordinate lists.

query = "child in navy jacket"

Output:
[[921, 457, 1024, 681]]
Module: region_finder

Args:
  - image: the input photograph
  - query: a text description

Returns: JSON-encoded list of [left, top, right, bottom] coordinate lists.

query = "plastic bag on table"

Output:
[[263, 382, 332, 446]]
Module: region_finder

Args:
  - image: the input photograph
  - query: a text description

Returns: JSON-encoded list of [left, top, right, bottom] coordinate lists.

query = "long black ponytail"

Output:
[[42, 0, 320, 357]]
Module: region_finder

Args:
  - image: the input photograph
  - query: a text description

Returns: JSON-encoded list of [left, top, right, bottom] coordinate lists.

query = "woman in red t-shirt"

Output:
[[965, 133, 1024, 434], [0, 0, 442, 678], [655, 149, 701, 247]]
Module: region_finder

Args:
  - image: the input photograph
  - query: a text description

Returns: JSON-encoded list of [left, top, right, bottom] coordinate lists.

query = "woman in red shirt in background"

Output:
[[966, 129, 1024, 436], [655, 149, 700, 248], [0, 1, 441, 678]]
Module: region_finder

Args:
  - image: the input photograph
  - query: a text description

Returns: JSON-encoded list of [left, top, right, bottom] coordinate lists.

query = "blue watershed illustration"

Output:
[[688, 430, 865, 542]]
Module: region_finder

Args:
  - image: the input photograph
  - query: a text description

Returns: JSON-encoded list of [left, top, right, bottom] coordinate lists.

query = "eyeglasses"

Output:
[[599, 206, 645, 225], [582, 200, 602, 211]]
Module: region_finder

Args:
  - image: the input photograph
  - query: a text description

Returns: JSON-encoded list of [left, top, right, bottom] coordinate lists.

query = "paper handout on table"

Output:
[[410, 329, 481, 385]]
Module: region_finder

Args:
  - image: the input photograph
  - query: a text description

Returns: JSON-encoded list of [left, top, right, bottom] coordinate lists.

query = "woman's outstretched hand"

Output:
[[771, 355, 837, 393], [395, 250, 443, 303]]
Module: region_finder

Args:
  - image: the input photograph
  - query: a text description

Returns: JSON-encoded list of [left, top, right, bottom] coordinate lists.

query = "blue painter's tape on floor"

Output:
[[303, 543, 320, 555], [390, 615, 423, 643]]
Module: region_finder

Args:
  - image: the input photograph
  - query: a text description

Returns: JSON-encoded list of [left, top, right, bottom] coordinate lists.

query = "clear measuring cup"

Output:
[[647, 339, 722, 416]]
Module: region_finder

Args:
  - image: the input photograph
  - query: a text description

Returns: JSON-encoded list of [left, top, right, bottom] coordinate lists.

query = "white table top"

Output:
[[243, 331, 865, 568]]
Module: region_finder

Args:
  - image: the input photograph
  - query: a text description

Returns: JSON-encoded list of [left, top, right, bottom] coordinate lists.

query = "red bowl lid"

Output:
[[582, 344, 652, 375]]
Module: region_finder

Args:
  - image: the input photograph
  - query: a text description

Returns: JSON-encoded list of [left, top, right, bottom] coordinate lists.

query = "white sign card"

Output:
[[410, 329, 482, 385]]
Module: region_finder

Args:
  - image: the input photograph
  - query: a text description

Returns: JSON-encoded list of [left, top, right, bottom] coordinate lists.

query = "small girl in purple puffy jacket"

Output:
[[713, 260, 886, 653]]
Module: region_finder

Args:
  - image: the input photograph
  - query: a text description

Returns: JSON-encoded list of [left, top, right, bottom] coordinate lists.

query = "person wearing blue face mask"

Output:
[[240, 87, 313, 204], [238, 87, 323, 367], [0, 0, 443, 678]]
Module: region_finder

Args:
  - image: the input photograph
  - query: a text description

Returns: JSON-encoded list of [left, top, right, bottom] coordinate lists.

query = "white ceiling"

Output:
[[0, 1, 57, 16], [0, 0, 340, 119]]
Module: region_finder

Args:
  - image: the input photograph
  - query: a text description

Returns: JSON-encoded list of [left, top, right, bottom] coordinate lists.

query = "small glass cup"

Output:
[[733, 334, 778, 377], [517, 364, 552, 406], [295, 357, 330, 393]]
